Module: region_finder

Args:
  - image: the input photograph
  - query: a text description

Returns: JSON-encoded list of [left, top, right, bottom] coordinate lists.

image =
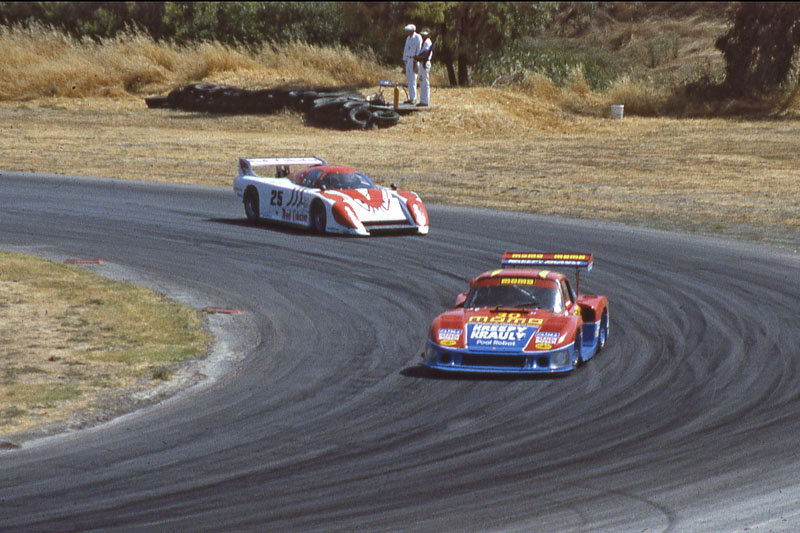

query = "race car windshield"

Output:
[[465, 284, 558, 311], [320, 172, 376, 189]]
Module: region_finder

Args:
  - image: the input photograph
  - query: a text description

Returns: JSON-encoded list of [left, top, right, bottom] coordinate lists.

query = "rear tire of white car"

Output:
[[244, 187, 260, 223], [310, 201, 326, 234]]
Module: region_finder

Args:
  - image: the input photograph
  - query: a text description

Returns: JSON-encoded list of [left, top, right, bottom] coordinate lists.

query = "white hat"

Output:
[[404, 24, 416, 31], [420, 28, 430, 35]]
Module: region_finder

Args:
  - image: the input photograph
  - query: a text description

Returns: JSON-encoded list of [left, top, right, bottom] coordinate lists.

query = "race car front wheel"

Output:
[[571, 331, 583, 368], [244, 188, 260, 223], [310, 202, 326, 234]]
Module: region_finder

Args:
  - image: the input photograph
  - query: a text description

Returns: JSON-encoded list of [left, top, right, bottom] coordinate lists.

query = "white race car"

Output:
[[233, 157, 429, 236]]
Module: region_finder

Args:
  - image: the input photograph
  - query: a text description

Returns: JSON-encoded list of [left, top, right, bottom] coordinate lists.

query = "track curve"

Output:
[[1, 172, 799, 531]]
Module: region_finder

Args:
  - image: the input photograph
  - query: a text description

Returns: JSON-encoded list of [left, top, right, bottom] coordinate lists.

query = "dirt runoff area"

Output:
[[1, 92, 798, 249]]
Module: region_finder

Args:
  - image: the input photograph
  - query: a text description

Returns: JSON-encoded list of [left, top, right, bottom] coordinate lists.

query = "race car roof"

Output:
[[310, 165, 359, 173]]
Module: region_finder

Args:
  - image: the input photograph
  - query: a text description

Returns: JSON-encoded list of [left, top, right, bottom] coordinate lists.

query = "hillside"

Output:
[[0, 3, 770, 116]]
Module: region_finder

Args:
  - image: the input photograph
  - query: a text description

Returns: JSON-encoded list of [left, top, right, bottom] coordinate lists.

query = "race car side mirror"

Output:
[[320, 184, 327, 191], [455, 293, 467, 307]]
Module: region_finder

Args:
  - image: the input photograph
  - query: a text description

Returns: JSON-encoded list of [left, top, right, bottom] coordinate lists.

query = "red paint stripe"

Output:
[[202, 306, 244, 315], [64, 259, 104, 265]]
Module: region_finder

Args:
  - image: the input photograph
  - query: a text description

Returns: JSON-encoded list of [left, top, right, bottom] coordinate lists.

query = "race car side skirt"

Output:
[[581, 319, 603, 362]]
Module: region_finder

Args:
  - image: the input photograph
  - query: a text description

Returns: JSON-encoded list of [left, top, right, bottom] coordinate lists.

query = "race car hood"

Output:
[[431, 308, 576, 352], [324, 188, 408, 222]]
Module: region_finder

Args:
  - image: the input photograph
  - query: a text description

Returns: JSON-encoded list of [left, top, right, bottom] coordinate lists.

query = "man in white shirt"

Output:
[[415, 28, 433, 107], [402, 23, 422, 105]]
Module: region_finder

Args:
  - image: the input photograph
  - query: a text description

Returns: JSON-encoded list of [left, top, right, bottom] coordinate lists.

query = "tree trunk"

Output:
[[457, 53, 471, 87], [445, 60, 457, 86]]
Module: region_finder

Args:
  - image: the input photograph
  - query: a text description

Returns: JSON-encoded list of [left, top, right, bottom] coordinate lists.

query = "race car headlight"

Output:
[[551, 348, 570, 367], [425, 343, 439, 363]]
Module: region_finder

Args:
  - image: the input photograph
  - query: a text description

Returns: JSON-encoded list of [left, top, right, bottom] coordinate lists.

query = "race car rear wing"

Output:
[[238, 156, 326, 178], [501, 252, 594, 293]]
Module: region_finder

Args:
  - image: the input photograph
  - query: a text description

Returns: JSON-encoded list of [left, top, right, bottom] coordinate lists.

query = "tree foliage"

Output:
[[0, 1, 557, 86], [342, 2, 556, 86], [0, 1, 142, 38], [716, 2, 800, 97], [162, 2, 347, 47]]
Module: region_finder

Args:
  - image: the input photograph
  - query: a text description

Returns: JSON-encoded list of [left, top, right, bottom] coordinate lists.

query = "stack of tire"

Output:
[[305, 92, 399, 129], [148, 83, 400, 130]]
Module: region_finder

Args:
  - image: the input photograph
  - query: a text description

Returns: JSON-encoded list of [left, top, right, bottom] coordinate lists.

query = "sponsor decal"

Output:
[[500, 278, 536, 285], [502, 252, 593, 270], [467, 323, 532, 349], [437, 328, 462, 342], [535, 331, 560, 344], [509, 253, 589, 261], [468, 313, 543, 326], [535, 343, 553, 350], [281, 208, 309, 224]]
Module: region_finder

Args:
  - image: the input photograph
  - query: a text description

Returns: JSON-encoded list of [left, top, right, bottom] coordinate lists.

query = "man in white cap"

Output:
[[415, 27, 433, 106], [402, 23, 422, 105]]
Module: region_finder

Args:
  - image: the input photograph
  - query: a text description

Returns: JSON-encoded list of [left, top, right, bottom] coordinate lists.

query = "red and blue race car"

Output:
[[423, 253, 609, 374]]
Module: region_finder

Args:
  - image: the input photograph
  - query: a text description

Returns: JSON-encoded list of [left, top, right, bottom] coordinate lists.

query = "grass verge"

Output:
[[0, 252, 210, 437]]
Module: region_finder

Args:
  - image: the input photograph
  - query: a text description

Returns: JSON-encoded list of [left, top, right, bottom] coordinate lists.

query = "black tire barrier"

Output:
[[157, 83, 400, 129], [311, 95, 354, 111], [371, 108, 400, 128], [145, 96, 169, 109], [342, 100, 369, 110], [345, 106, 373, 129]]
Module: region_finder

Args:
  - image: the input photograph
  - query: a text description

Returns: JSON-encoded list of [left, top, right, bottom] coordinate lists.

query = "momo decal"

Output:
[[500, 278, 536, 285], [467, 314, 543, 326]]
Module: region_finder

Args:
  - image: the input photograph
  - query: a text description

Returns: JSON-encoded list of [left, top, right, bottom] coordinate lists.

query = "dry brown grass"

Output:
[[2, 91, 798, 247], [0, 23, 404, 101]]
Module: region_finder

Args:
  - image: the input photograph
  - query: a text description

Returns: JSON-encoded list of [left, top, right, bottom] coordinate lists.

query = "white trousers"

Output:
[[405, 59, 418, 102], [419, 62, 430, 105]]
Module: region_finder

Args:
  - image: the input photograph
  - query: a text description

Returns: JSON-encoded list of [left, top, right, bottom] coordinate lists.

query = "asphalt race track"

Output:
[[1, 172, 800, 532]]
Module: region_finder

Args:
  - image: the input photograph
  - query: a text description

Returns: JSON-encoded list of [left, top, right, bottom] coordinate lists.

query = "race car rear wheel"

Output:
[[243, 187, 260, 223], [310, 201, 326, 234], [597, 309, 609, 351]]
